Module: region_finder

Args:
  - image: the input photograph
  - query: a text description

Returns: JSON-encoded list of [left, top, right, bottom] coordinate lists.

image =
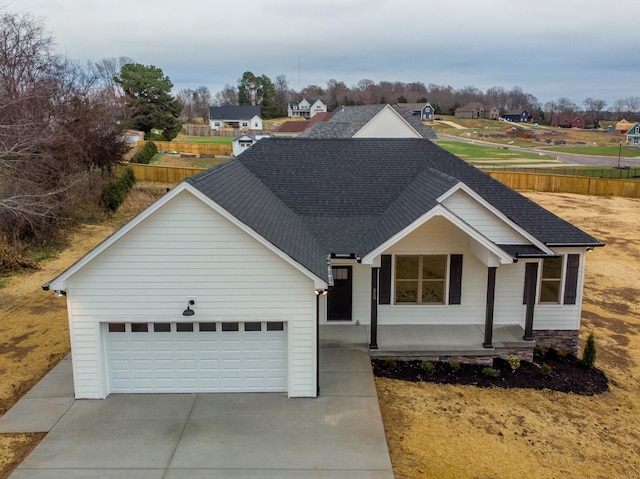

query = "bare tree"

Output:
[[583, 97, 607, 128], [214, 84, 238, 106], [0, 12, 129, 246]]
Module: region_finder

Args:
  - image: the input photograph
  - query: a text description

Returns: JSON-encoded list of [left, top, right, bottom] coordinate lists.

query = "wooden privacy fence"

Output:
[[119, 163, 206, 183], [136, 140, 232, 156], [119, 164, 640, 199], [487, 172, 640, 199]]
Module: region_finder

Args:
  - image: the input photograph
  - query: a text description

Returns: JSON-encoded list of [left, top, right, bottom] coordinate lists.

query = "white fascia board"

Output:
[[437, 183, 554, 255], [361, 204, 513, 265], [46, 183, 328, 291]]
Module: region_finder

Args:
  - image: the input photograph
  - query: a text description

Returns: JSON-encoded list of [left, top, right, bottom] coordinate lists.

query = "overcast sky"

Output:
[[11, 0, 640, 107]]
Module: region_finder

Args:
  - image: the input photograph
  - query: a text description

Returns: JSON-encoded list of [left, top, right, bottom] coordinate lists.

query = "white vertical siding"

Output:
[[442, 190, 528, 244], [66, 191, 317, 398]]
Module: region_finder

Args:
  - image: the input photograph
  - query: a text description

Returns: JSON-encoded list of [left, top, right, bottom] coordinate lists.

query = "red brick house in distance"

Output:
[[551, 114, 585, 129]]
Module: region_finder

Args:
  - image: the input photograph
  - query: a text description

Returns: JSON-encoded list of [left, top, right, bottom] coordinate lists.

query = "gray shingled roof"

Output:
[[186, 138, 602, 282], [209, 105, 261, 120], [299, 104, 437, 140]]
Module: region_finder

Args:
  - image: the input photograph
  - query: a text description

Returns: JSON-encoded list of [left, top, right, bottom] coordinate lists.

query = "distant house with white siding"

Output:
[[209, 105, 262, 131]]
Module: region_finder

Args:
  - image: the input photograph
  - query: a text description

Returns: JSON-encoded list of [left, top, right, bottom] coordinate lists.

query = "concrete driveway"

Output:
[[0, 347, 393, 478]]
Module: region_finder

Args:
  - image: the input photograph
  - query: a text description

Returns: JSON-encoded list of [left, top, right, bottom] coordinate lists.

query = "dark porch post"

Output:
[[523, 262, 538, 341], [370, 267, 379, 349], [483, 266, 497, 348]]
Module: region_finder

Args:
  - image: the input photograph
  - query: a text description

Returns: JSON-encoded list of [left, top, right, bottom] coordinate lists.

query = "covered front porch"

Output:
[[320, 323, 536, 364]]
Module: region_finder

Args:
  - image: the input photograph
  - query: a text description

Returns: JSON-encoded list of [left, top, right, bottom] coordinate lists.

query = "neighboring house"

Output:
[[299, 104, 437, 140], [44, 138, 602, 399], [455, 102, 500, 120], [551, 114, 585, 129], [272, 112, 333, 137], [232, 134, 271, 156], [288, 99, 328, 118], [209, 106, 262, 131], [403, 102, 436, 120], [625, 122, 640, 146], [501, 110, 533, 123]]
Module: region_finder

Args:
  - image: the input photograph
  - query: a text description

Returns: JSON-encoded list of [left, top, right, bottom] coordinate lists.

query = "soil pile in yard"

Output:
[[373, 348, 608, 396]]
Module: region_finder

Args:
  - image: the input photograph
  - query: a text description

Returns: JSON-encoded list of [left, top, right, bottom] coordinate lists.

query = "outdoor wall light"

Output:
[[54, 290, 67, 297], [182, 299, 195, 316]]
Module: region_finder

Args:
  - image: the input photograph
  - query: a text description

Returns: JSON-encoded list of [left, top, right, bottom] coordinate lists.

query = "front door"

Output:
[[327, 266, 352, 321]]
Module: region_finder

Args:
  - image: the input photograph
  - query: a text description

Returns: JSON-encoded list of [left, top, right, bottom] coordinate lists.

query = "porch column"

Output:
[[523, 262, 538, 341], [370, 267, 379, 349], [483, 266, 497, 348]]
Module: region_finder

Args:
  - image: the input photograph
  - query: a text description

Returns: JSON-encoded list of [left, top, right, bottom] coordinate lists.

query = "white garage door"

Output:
[[106, 321, 287, 393]]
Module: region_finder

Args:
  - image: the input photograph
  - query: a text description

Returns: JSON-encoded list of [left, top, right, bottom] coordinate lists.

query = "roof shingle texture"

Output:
[[186, 138, 601, 282]]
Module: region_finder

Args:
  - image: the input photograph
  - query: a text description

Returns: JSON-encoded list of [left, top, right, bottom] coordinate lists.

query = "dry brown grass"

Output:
[[378, 192, 640, 479]]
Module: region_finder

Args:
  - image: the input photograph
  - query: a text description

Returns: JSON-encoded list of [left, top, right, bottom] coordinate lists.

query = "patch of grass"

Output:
[[438, 140, 555, 162], [542, 145, 639, 157], [174, 135, 233, 145]]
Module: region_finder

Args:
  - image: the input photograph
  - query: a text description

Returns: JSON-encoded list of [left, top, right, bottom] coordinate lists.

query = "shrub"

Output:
[[101, 167, 137, 212], [100, 181, 125, 212], [131, 140, 157, 164], [581, 332, 597, 369], [534, 344, 548, 357], [541, 363, 552, 377], [449, 361, 461, 373], [419, 361, 435, 374], [508, 354, 521, 372], [481, 367, 500, 378], [556, 348, 568, 359], [383, 357, 395, 367]]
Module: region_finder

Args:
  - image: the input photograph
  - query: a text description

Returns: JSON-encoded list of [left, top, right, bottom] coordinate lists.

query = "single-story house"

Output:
[[625, 122, 640, 146], [402, 102, 436, 120], [455, 102, 500, 120], [299, 104, 437, 140], [232, 134, 271, 156], [272, 112, 333, 137], [44, 138, 602, 399], [501, 110, 533, 123], [209, 105, 262, 131], [288, 99, 328, 119], [551, 114, 585, 129]]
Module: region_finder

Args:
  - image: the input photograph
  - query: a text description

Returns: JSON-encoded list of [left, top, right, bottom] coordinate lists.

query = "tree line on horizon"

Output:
[[202, 73, 640, 125]]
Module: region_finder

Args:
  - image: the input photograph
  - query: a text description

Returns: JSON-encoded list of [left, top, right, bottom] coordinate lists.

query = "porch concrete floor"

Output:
[[320, 323, 534, 357]]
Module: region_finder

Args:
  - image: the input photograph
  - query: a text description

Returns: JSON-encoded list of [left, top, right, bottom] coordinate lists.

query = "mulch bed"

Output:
[[372, 348, 609, 396]]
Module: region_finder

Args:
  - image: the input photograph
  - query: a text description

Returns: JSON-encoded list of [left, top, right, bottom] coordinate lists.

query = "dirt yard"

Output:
[[377, 192, 640, 479], [0, 189, 638, 478]]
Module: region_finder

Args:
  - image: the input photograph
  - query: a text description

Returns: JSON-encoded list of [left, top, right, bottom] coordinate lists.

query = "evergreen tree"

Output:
[[115, 63, 182, 140]]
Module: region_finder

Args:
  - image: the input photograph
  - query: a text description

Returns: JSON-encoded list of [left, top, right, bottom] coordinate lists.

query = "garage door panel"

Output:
[[106, 322, 286, 393]]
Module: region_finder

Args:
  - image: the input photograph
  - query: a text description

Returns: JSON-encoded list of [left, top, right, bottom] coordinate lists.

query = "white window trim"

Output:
[[537, 255, 566, 305]]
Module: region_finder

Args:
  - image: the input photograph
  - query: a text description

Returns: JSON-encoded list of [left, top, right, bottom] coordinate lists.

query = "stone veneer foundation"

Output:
[[533, 329, 579, 355]]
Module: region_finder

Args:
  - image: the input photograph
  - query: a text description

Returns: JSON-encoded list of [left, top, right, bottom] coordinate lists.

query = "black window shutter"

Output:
[[448, 254, 463, 305], [379, 255, 392, 305], [563, 254, 580, 305]]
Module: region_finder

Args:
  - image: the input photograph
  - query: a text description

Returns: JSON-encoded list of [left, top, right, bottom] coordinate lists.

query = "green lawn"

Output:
[[438, 140, 555, 162], [540, 145, 640, 157], [174, 135, 233, 145]]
